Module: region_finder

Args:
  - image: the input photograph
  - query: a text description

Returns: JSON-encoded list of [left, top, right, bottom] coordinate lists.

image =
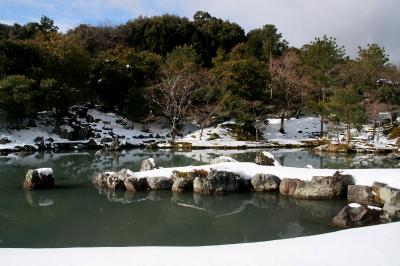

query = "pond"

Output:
[[0, 149, 398, 247]]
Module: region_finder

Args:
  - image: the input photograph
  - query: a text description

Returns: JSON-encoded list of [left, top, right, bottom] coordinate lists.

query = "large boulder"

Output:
[[332, 205, 383, 227], [106, 172, 125, 190], [23, 168, 55, 189], [92, 172, 113, 187], [195, 170, 241, 195], [147, 176, 173, 191], [255, 152, 279, 166], [293, 172, 354, 200], [193, 177, 204, 194], [372, 182, 400, 217], [172, 178, 193, 193], [279, 178, 305, 196], [252, 174, 281, 192], [347, 185, 377, 206], [140, 158, 155, 172]]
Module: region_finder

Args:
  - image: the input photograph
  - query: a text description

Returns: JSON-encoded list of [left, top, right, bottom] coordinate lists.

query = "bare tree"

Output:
[[270, 49, 310, 133], [188, 73, 223, 140], [148, 73, 199, 143]]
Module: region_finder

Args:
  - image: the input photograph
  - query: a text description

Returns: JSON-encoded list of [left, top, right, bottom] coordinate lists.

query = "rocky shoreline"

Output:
[[23, 152, 400, 228]]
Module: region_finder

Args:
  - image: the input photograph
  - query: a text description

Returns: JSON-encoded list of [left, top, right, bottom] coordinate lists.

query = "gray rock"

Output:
[[140, 158, 155, 171], [255, 152, 276, 166], [377, 185, 400, 217], [293, 172, 354, 200], [147, 176, 173, 190], [172, 178, 193, 192], [106, 173, 125, 190], [348, 185, 377, 206], [195, 170, 241, 195], [333, 205, 383, 227], [252, 174, 281, 192], [193, 177, 204, 193], [279, 178, 305, 196], [23, 168, 55, 190]]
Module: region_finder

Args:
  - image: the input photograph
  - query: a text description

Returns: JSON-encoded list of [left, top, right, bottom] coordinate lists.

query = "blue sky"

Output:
[[1, 0, 399, 63]]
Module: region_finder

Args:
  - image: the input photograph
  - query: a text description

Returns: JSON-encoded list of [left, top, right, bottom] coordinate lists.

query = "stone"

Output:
[[123, 177, 149, 192], [193, 177, 204, 193], [33, 136, 46, 150], [293, 172, 354, 200], [0, 135, 13, 144], [195, 170, 241, 195], [87, 138, 100, 149], [101, 135, 114, 143], [86, 114, 95, 123], [252, 174, 281, 192], [172, 178, 193, 192], [23, 168, 55, 189], [279, 178, 305, 196], [378, 185, 400, 217], [106, 172, 125, 190], [210, 156, 238, 164], [333, 205, 382, 227], [255, 152, 276, 166], [147, 176, 173, 190], [140, 158, 155, 171], [347, 185, 377, 206], [92, 172, 113, 187]]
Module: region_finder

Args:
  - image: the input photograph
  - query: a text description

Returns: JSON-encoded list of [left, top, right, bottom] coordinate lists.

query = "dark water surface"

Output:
[[0, 149, 397, 247]]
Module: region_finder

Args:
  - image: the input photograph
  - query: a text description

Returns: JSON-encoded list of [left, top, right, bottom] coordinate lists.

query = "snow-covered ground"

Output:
[[2, 222, 399, 266], [1, 107, 398, 153], [128, 162, 400, 189]]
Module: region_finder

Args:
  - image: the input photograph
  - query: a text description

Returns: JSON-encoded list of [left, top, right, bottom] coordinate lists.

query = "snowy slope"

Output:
[[1, 222, 399, 266]]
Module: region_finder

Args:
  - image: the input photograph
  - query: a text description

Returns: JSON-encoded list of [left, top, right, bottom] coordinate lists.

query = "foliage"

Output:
[[246, 24, 288, 61], [327, 85, 367, 143], [0, 75, 38, 124]]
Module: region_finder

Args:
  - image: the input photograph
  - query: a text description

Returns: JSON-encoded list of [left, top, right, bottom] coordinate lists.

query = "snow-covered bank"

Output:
[[2, 222, 399, 266], [1, 107, 398, 154], [129, 162, 400, 189]]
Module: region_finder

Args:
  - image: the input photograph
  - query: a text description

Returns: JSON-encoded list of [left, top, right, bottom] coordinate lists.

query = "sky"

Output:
[[1, 0, 399, 64]]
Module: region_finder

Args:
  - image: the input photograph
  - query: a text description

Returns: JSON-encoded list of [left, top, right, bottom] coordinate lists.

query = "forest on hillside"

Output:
[[0, 12, 399, 142]]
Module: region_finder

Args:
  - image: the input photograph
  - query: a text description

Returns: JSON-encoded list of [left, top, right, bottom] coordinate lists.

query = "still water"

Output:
[[0, 149, 397, 247]]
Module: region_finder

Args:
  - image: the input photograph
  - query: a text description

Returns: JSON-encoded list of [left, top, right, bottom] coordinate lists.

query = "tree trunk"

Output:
[[199, 127, 204, 140], [346, 124, 351, 144], [171, 119, 177, 144], [255, 127, 259, 142], [279, 113, 285, 134], [320, 116, 324, 137], [336, 123, 340, 143]]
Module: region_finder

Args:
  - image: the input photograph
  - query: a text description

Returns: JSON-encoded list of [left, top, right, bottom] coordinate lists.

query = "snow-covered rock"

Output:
[[210, 156, 238, 164], [23, 168, 55, 189], [140, 158, 156, 172]]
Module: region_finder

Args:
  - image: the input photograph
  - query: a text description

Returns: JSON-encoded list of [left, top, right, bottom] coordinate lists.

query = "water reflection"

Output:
[[25, 190, 55, 207]]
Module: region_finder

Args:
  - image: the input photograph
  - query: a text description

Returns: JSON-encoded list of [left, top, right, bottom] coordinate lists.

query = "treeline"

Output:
[[0, 12, 399, 142]]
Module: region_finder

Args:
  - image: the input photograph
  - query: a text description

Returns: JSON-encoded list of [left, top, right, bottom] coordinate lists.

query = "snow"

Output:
[[0, 107, 397, 153], [348, 203, 383, 211], [262, 151, 281, 166], [1, 222, 399, 266], [36, 168, 53, 176], [129, 162, 400, 189]]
